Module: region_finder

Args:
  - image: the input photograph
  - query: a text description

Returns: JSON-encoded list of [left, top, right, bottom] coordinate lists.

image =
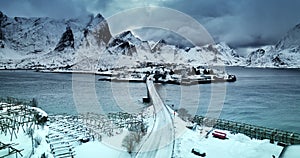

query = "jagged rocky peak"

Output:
[[0, 27, 4, 40], [246, 48, 266, 65], [0, 11, 3, 23], [54, 26, 74, 52], [272, 55, 285, 66], [158, 39, 167, 44], [86, 13, 112, 45], [115, 31, 142, 43], [0, 27, 4, 48], [86, 13, 105, 29], [245, 23, 300, 68], [0, 31, 4, 48], [118, 30, 134, 38], [275, 23, 300, 50], [0, 11, 7, 24], [95, 13, 104, 21], [151, 39, 167, 52], [108, 30, 141, 47], [0, 12, 6, 41], [106, 30, 143, 56], [250, 48, 266, 56]]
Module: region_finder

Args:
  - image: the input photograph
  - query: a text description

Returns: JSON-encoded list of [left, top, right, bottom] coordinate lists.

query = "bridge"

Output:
[[136, 79, 175, 158]]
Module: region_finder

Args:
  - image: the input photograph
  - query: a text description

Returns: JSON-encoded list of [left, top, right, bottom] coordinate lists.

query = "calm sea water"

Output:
[[0, 67, 299, 133]]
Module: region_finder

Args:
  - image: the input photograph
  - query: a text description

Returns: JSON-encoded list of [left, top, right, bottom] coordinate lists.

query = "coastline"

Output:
[[0, 101, 288, 158]]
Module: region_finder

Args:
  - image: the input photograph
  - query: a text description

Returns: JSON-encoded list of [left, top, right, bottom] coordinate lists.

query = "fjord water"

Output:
[[0, 67, 299, 133], [0, 71, 147, 115], [158, 67, 300, 133]]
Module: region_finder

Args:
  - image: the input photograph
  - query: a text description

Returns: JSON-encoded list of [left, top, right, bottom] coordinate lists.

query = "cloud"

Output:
[[98, 0, 300, 48], [165, 0, 300, 48], [105, 7, 214, 47], [0, 0, 90, 19], [1, 0, 300, 48], [133, 28, 194, 48]]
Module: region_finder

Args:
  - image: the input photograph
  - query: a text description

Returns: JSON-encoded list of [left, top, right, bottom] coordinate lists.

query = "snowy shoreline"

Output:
[[0, 102, 287, 158], [1, 65, 300, 74], [45, 107, 285, 158]]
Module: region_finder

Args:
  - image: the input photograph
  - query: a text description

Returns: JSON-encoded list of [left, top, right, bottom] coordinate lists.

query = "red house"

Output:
[[212, 131, 227, 139]]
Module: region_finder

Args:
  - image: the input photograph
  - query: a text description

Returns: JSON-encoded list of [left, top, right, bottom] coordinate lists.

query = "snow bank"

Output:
[[174, 126, 283, 158], [279, 145, 300, 158], [0, 126, 52, 158], [0, 104, 51, 158], [164, 105, 284, 158], [30, 106, 48, 117], [0, 102, 285, 158], [75, 141, 130, 158]]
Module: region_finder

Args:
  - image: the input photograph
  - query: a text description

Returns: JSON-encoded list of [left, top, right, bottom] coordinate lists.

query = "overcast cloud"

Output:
[[1, 0, 300, 48]]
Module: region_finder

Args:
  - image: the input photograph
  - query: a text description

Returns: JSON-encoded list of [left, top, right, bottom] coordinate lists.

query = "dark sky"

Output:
[[1, 0, 300, 48]]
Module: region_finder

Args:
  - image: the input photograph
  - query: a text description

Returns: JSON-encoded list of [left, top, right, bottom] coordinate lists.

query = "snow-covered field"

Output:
[[174, 128, 283, 158], [280, 145, 300, 158], [0, 103, 284, 158], [0, 126, 52, 158], [73, 109, 284, 158]]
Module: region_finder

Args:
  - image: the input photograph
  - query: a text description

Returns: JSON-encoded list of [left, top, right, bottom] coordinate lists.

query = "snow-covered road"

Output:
[[136, 80, 175, 158]]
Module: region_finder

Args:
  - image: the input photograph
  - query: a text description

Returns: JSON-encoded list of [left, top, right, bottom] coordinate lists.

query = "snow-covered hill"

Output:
[[246, 24, 300, 68], [0, 11, 111, 69], [0, 11, 244, 70], [97, 31, 245, 69], [144, 41, 244, 66]]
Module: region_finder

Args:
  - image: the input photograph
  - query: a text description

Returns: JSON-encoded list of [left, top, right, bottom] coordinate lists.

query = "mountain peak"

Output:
[[295, 23, 300, 29], [105, 30, 145, 56], [54, 26, 75, 52], [0, 27, 4, 40], [118, 30, 133, 38], [113, 30, 142, 45], [95, 13, 104, 20], [158, 39, 167, 44], [0, 11, 8, 25], [275, 23, 300, 50], [0, 11, 3, 18], [92, 13, 105, 25], [150, 39, 168, 52]]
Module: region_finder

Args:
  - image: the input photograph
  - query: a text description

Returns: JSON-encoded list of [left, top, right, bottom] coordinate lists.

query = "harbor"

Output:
[[98, 65, 237, 85]]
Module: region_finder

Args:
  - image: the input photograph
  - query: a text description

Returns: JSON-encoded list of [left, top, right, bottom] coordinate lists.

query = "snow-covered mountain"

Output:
[[97, 33, 245, 69], [0, 11, 111, 69], [0, 11, 244, 70], [106, 31, 143, 56], [145, 41, 244, 66], [246, 24, 300, 68]]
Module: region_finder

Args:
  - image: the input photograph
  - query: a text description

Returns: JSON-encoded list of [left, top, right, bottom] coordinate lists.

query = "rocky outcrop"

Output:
[[0, 11, 114, 69], [92, 13, 112, 45], [0, 11, 7, 26], [0, 28, 3, 40], [107, 31, 142, 55], [54, 26, 74, 52], [151, 39, 167, 52], [82, 13, 112, 47], [0, 11, 111, 54], [246, 23, 300, 68], [0, 28, 4, 48], [275, 24, 300, 50], [246, 48, 266, 65], [0, 12, 6, 48]]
